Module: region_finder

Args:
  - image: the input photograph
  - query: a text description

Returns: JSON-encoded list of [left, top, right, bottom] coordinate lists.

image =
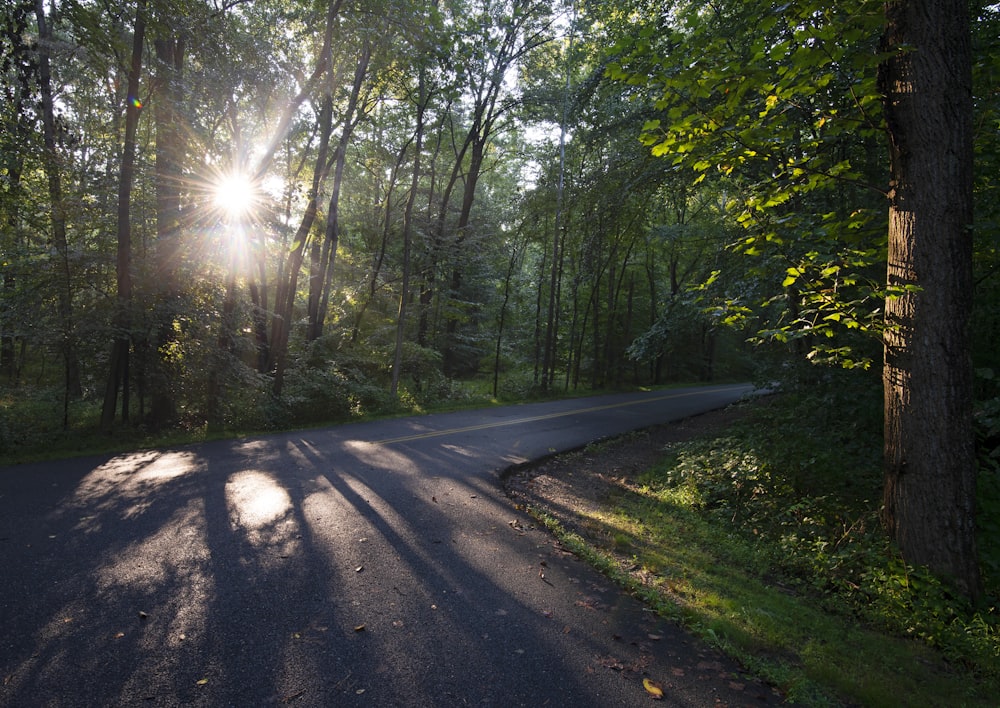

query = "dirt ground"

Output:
[[503, 403, 750, 542]]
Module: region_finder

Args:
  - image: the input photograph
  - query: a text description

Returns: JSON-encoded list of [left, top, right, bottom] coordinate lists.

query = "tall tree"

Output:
[[34, 0, 82, 423], [0, 1, 36, 383], [149, 27, 186, 428], [608, 0, 982, 596], [880, 0, 980, 598], [101, 0, 147, 429], [306, 41, 374, 342]]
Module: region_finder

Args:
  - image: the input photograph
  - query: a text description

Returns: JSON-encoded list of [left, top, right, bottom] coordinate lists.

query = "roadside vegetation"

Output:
[[0, 373, 513, 465], [529, 367, 1000, 706], [0, 371, 674, 465]]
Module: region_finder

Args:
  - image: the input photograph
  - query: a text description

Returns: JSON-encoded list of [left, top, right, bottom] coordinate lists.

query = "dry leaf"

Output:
[[196, 678, 209, 686], [642, 677, 664, 699], [353, 624, 366, 632]]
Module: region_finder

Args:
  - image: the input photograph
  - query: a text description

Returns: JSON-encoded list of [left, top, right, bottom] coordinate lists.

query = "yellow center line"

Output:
[[372, 386, 746, 445]]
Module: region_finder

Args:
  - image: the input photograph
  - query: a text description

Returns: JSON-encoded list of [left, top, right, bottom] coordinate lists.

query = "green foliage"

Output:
[[520, 384, 998, 703], [282, 347, 398, 426], [637, 383, 1000, 682], [976, 388, 1000, 586], [606, 0, 891, 370]]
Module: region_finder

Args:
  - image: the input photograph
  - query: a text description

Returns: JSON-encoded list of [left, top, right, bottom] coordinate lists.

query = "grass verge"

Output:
[[520, 380, 999, 706]]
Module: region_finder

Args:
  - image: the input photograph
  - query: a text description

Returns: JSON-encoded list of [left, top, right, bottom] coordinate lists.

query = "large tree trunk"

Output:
[[101, 0, 145, 430], [880, 0, 980, 599]]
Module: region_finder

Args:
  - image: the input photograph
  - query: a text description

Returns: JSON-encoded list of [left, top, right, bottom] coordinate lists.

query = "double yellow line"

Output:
[[373, 386, 746, 445]]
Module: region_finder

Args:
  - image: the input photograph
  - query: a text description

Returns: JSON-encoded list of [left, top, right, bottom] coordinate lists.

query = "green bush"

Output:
[[643, 383, 1000, 678]]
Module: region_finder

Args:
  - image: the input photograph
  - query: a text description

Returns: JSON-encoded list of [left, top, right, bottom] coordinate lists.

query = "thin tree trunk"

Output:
[[270, 93, 335, 394], [493, 229, 525, 398], [102, 0, 146, 430], [1, 130, 24, 383], [149, 35, 186, 429], [392, 71, 429, 397], [309, 45, 372, 341], [353, 137, 409, 343], [880, 0, 980, 599], [34, 0, 81, 425]]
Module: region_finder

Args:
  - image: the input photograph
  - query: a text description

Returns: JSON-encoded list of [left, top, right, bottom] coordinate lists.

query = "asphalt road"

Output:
[[0, 383, 782, 707]]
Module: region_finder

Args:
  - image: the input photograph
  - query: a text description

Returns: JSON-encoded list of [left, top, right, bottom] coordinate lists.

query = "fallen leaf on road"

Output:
[[353, 624, 366, 632], [643, 677, 664, 699], [196, 678, 208, 686], [597, 656, 624, 670]]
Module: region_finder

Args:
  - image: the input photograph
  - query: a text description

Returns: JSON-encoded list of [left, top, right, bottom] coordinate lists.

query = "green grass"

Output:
[[526, 378, 1000, 707]]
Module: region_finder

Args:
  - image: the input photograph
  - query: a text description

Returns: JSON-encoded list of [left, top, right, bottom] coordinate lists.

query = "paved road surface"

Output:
[[1, 383, 782, 706]]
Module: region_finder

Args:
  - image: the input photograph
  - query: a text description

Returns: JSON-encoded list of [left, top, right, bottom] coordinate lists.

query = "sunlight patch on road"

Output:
[[226, 470, 293, 537], [225, 470, 302, 565], [342, 439, 415, 473], [440, 443, 476, 458], [132, 451, 199, 483], [68, 451, 202, 530]]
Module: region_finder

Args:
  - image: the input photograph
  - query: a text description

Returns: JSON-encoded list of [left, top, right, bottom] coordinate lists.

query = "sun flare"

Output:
[[212, 172, 257, 218]]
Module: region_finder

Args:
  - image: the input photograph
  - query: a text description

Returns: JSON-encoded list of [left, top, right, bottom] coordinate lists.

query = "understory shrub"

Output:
[[643, 377, 1000, 676]]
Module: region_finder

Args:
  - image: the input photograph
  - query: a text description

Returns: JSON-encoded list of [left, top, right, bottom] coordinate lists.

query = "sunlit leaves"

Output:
[[605, 0, 893, 369], [643, 677, 665, 698]]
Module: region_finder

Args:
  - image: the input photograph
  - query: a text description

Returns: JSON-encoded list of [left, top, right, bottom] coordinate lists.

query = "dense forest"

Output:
[[1, 2, 998, 594]]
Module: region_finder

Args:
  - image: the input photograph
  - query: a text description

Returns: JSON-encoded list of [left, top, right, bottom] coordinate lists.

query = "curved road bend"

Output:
[[0, 383, 783, 707]]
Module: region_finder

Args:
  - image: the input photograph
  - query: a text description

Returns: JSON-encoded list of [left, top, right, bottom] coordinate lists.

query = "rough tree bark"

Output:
[[880, 0, 980, 599]]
